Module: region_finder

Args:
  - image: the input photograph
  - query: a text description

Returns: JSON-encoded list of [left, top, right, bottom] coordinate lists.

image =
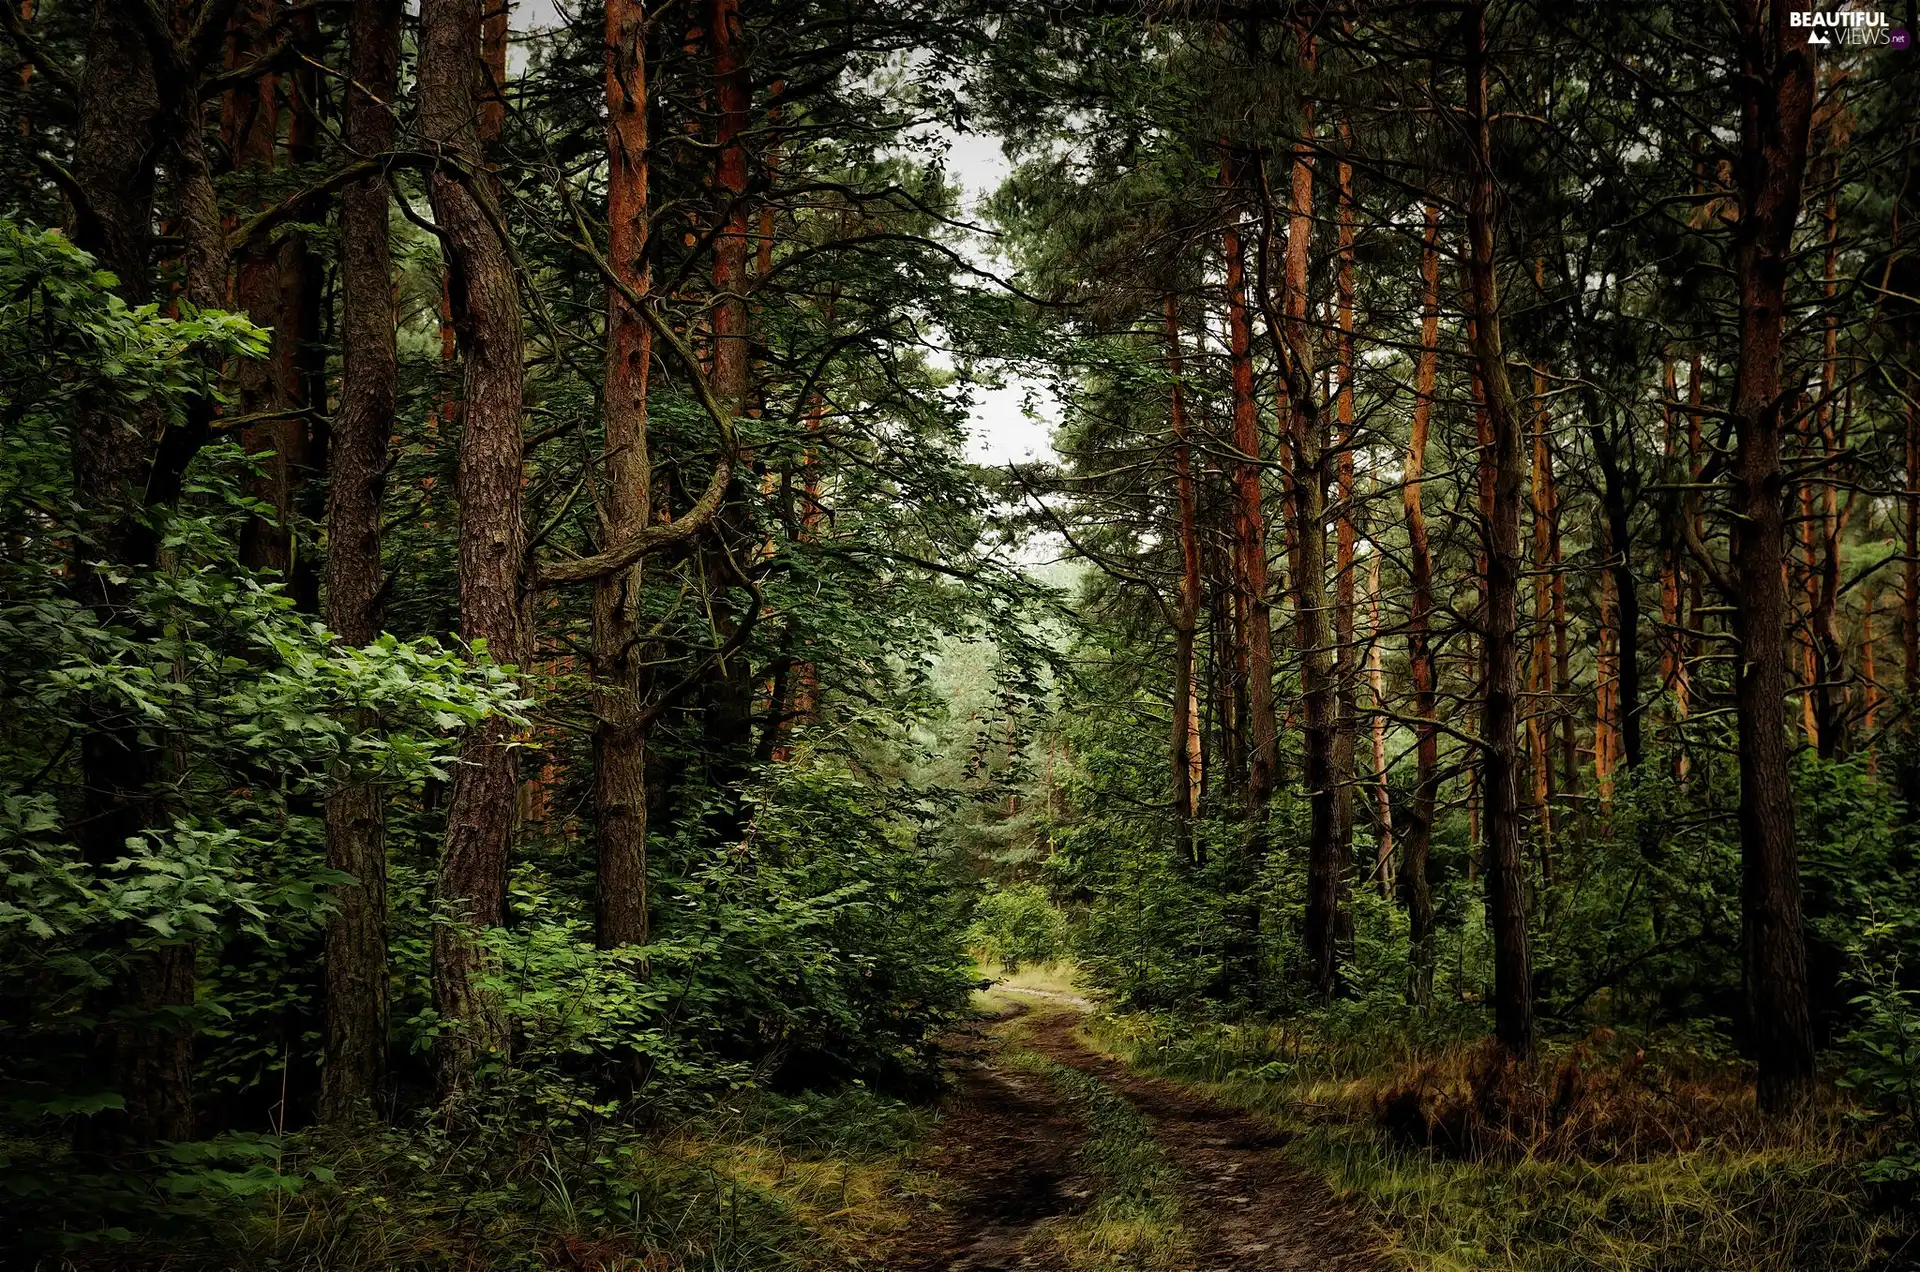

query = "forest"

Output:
[[0, 0, 1917, 1268]]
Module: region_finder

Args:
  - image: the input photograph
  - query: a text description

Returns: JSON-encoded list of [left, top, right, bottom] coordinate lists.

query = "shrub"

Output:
[[968, 883, 1068, 972]]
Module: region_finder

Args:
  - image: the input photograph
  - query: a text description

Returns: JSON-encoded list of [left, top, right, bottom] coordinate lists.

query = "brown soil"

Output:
[[886, 1007, 1091, 1270], [886, 1003, 1391, 1271]]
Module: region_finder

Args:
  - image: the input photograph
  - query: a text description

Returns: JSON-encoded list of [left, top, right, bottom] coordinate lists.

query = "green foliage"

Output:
[[968, 882, 1069, 972], [1836, 919, 1920, 1185]]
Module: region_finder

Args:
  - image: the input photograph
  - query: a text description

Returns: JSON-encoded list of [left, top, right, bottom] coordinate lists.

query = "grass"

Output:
[[1082, 1011, 1917, 1272], [21, 1083, 932, 1271], [997, 1005, 1190, 1271], [970, 958, 1091, 1013]]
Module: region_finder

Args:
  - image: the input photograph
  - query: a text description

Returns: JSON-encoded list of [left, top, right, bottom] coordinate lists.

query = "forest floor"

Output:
[[886, 983, 1389, 1271]]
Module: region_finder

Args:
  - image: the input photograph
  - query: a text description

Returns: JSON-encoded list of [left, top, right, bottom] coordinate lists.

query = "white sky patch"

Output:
[[928, 127, 1064, 469]]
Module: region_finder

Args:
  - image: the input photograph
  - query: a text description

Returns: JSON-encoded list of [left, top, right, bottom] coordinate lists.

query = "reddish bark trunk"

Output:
[[1400, 204, 1441, 991], [592, 0, 654, 951], [1167, 295, 1203, 863], [1332, 142, 1359, 929], [1222, 157, 1279, 816], [1269, 30, 1343, 1000], [1726, 0, 1816, 1113], [1529, 363, 1557, 868]]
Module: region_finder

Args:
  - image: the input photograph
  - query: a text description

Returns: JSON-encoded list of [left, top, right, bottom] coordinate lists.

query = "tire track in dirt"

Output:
[[891, 998, 1389, 1271], [888, 1007, 1091, 1270], [1019, 1009, 1388, 1272]]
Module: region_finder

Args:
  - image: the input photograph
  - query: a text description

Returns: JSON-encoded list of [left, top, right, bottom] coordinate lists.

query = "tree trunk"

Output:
[[225, 2, 322, 597], [1596, 549, 1617, 801], [694, 0, 757, 825], [1223, 151, 1278, 996], [1589, 411, 1643, 771], [1167, 295, 1203, 865], [1529, 365, 1558, 867], [592, 0, 654, 950], [1463, 2, 1533, 1059], [1367, 551, 1394, 893], [1332, 141, 1358, 957], [1726, 0, 1816, 1114], [1907, 378, 1919, 702], [1222, 160, 1279, 815], [423, 0, 529, 1093], [1400, 204, 1441, 996], [1660, 358, 1690, 773], [1268, 40, 1342, 1000], [1808, 184, 1848, 758], [320, 0, 401, 1124]]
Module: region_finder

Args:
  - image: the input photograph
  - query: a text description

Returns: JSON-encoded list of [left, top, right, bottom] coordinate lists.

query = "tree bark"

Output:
[[1907, 377, 1919, 700], [422, 0, 529, 1093], [593, 0, 653, 950], [1807, 184, 1848, 758], [1332, 141, 1358, 954], [224, 1, 322, 599], [1589, 410, 1642, 772], [1462, 2, 1533, 1058], [1266, 38, 1342, 1000], [1367, 551, 1393, 893], [1222, 158, 1279, 816], [1659, 358, 1689, 771], [1725, 0, 1816, 1114], [1167, 294, 1203, 865], [1222, 150, 1278, 995], [321, 0, 401, 1124], [693, 0, 759, 818], [1400, 204, 1441, 995], [1529, 364, 1558, 865]]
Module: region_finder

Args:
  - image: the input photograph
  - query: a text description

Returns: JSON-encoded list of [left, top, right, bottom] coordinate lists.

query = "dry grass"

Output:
[[1367, 1029, 1768, 1163], [971, 959, 1092, 1014], [1085, 1012, 1918, 1272], [663, 1131, 933, 1259]]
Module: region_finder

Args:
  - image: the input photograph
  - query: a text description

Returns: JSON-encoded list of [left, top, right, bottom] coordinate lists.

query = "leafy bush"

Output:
[[1836, 917, 1920, 1185], [968, 882, 1068, 972]]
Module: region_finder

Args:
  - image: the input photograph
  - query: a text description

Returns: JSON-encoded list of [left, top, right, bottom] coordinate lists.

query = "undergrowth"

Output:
[[13, 1083, 929, 1271], [1086, 1010, 1919, 1271]]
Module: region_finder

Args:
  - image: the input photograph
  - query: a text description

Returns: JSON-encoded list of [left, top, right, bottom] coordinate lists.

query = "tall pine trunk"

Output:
[[1332, 141, 1359, 955], [321, 0, 402, 1123], [592, 0, 654, 950], [1222, 162, 1279, 815], [1529, 364, 1558, 865], [1726, 0, 1816, 1113], [423, 0, 529, 1093], [1268, 37, 1343, 999], [1463, 2, 1533, 1058], [1222, 152, 1278, 994], [1167, 295, 1203, 864], [697, 0, 758, 809], [1400, 204, 1441, 995], [66, 0, 236, 1151]]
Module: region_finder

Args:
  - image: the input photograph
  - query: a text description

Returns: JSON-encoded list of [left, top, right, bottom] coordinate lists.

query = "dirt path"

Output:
[[887, 1010, 1089, 1270], [890, 1002, 1388, 1271]]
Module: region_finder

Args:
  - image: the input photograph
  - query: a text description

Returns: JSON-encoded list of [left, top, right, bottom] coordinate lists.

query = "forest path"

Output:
[[888, 997, 1390, 1271]]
